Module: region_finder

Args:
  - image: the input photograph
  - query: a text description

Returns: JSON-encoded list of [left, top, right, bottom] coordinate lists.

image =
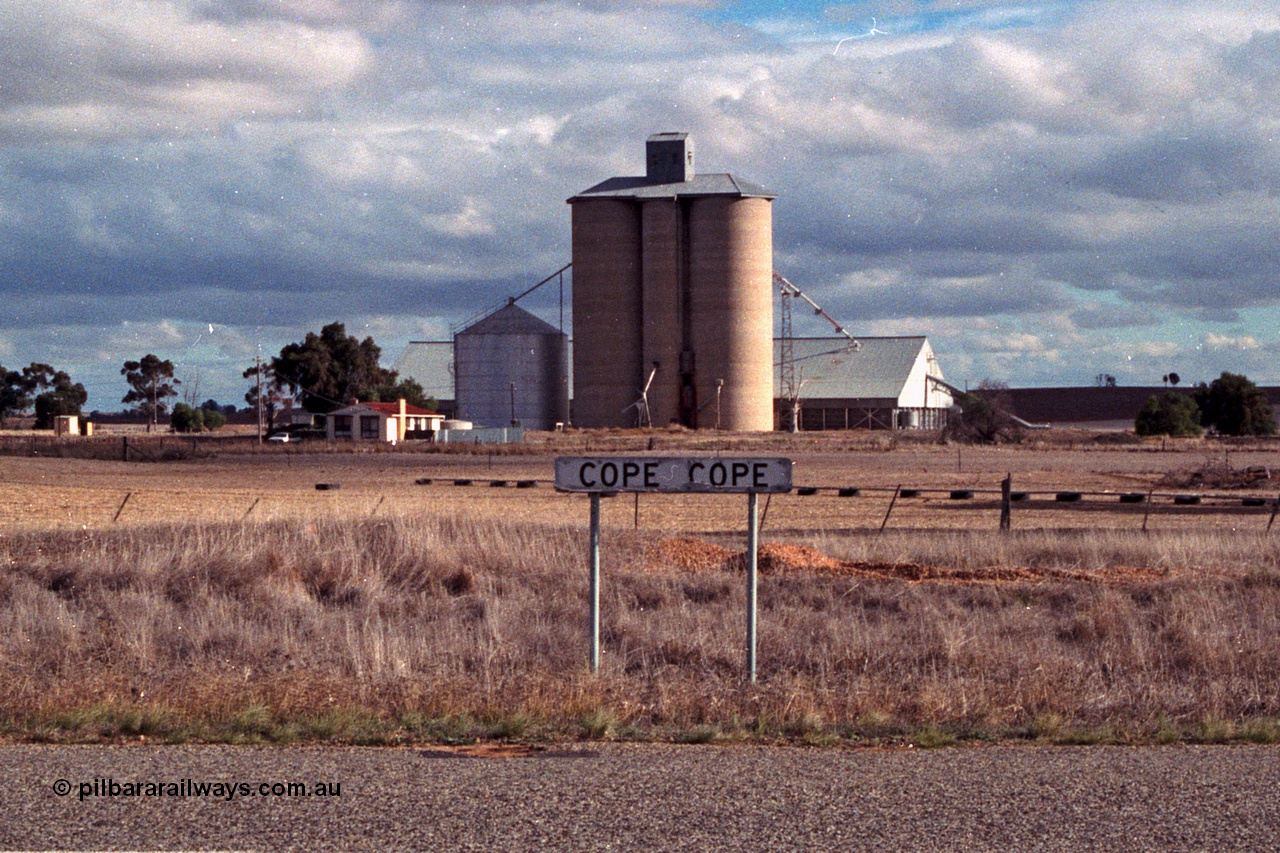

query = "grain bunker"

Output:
[[568, 133, 775, 430], [454, 301, 570, 431]]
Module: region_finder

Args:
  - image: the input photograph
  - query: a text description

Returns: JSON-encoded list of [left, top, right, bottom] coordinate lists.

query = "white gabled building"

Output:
[[775, 337, 953, 430], [325, 400, 445, 443]]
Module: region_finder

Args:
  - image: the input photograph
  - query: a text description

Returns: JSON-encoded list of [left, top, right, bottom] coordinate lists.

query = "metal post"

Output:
[[1000, 473, 1011, 532], [589, 492, 601, 673], [255, 355, 263, 444], [746, 491, 759, 683]]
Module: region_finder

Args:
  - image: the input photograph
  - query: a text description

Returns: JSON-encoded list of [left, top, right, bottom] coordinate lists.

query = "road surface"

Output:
[[2, 742, 1277, 851]]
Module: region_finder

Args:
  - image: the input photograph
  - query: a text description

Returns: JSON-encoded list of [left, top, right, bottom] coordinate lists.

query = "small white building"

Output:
[[325, 400, 445, 442], [776, 337, 953, 430]]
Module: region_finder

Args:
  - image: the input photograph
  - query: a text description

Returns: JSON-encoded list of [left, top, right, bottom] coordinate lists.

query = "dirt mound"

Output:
[[1160, 464, 1271, 491], [726, 542, 849, 575], [646, 538, 735, 572], [646, 537, 1170, 586]]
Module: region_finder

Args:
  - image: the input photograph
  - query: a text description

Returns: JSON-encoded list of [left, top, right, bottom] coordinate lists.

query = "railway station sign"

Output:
[[555, 456, 792, 494]]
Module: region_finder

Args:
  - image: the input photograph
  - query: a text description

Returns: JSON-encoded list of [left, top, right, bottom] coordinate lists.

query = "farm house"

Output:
[[776, 337, 953, 430], [324, 400, 444, 443]]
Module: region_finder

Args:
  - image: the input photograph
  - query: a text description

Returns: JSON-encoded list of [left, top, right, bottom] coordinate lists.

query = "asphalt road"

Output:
[[2, 742, 1278, 852]]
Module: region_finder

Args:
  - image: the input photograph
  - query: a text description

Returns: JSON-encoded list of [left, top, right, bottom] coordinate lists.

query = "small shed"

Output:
[[53, 415, 81, 437], [775, 337, 953, 430], [325, 400, 444, 442]]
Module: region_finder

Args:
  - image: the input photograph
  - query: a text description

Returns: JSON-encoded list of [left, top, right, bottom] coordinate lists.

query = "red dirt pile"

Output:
[[645, 537, 736, 571], [645, 537, 1167, 585]]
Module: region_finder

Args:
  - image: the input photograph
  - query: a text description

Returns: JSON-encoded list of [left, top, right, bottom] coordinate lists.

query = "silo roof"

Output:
[[458, 302, 562, 337], [568, 172, 775, 202]]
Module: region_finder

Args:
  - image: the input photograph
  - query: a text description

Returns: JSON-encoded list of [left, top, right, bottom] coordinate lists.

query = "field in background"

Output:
[[3, 429, 1280, 745], [2, 429, 1279, 533]]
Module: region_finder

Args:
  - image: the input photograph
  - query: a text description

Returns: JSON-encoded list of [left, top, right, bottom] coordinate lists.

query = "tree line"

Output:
[[944, 371, 1277, 444], [0, 322, 433, 433], [1136, 372, 1277, 437]]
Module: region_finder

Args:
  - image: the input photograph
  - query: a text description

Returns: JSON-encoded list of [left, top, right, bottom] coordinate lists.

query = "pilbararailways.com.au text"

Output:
[[54, 777, 341, 801]]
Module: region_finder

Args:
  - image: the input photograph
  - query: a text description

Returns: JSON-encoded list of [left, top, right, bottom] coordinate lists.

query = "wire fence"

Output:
[[5, 472, 1274, 536]]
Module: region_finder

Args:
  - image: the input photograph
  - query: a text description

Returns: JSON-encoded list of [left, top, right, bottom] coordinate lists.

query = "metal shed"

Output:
[[774, 337, 953, 430]]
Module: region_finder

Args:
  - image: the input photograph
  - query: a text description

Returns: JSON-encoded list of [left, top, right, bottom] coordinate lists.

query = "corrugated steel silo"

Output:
[[454, 303, 569, 431]]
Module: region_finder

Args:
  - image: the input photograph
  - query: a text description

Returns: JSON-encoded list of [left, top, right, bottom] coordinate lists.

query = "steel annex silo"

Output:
[[454, 302, 569, 431], [568, 133, 776, 430]]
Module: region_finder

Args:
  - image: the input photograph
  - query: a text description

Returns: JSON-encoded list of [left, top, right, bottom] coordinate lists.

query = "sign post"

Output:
[[589, 492, 601, 673], [556, 457, 792, 681], [746, 490, 759, 682]]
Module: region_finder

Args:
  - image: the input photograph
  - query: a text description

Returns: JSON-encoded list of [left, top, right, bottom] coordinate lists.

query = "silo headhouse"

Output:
[[568, 133, 776, 431]]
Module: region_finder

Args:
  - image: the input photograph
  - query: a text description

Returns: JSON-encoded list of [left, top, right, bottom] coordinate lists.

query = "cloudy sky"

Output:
[[3, 0, 1280, 409]]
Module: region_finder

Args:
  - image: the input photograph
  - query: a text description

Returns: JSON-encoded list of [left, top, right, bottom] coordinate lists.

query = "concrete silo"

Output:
[[454, 302, 569, 431], [568, 133, 776, 430]]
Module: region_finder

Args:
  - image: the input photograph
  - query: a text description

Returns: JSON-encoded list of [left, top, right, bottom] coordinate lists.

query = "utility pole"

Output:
[[715, 379, 724, 430], [257, 353, 264, 440]]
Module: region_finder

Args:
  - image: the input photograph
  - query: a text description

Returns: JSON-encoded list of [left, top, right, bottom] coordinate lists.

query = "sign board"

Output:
[[555, 456, 792, 494]]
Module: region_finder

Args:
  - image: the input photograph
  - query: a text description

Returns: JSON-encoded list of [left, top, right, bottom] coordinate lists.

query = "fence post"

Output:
[[1000, 473, 1012, 532], [879, 485, 901, 535], [112, 492, 132, 523]]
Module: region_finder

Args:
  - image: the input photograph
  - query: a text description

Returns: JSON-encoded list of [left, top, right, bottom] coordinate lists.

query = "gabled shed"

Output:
[[775, 337, 953, 430]]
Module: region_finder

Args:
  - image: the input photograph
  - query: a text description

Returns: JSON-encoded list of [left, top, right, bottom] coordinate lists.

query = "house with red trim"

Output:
[[324, 400, 444, 442]]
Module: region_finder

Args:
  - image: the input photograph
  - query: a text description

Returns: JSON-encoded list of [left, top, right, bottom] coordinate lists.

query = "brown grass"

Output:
[[3, 434, 1280, 745], [4, 509, 1280, 745]]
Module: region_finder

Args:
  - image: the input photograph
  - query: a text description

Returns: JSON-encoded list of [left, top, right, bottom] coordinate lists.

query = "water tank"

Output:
[[454, 303, 569, 431]]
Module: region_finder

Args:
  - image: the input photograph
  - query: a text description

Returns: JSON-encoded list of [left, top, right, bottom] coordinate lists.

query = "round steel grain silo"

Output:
[[570, 198, 642, 428], [454, 303, 569, 431], [688, 196, 774, 432]]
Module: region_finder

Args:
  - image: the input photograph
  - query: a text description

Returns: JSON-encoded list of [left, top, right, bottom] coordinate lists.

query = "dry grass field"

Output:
[[3, 429, 1280, 746]]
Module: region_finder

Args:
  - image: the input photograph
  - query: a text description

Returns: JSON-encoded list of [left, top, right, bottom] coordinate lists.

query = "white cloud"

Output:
[[3, 0, 1280, 407], [0, 0, 371, 141], [1203, 333, 1262, 351]]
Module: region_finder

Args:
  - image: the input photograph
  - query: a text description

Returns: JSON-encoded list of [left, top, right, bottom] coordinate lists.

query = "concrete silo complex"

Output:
[[454, 302, 569, 431], [568, 133, 776, 431]]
